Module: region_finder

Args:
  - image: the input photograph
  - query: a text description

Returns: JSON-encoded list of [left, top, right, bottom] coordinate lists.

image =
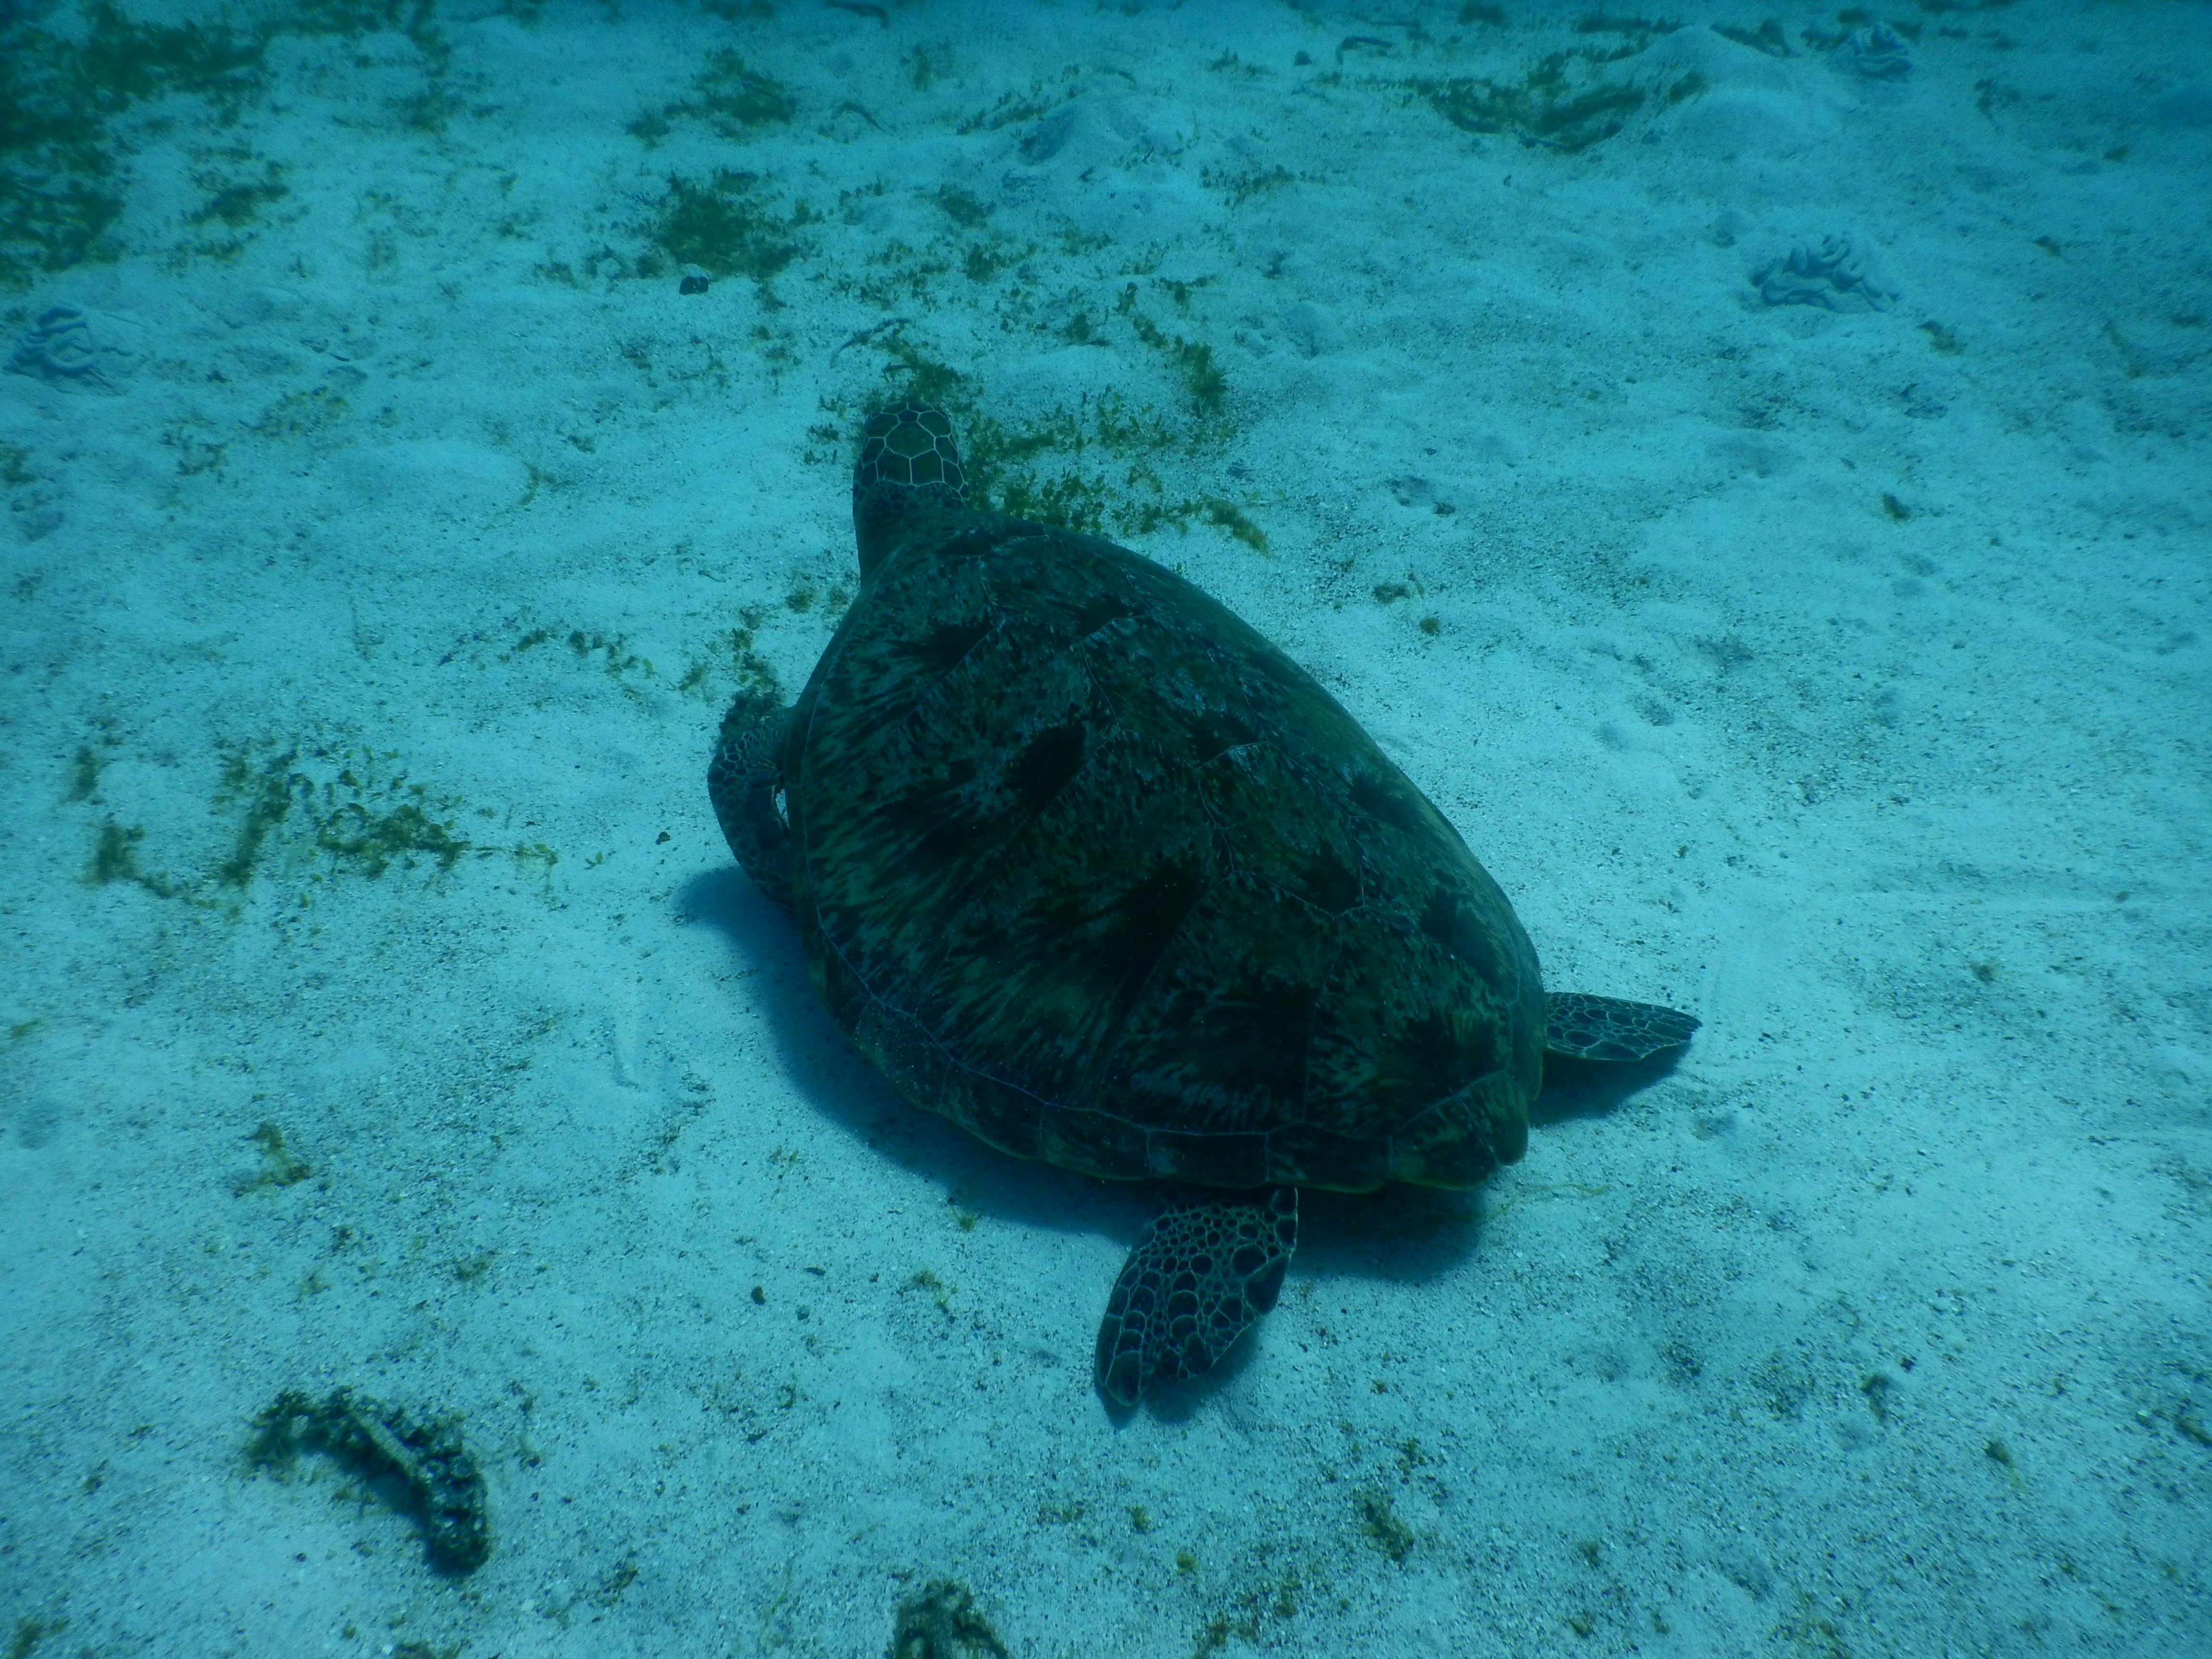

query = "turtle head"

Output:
[[853, 401, 968, 578]]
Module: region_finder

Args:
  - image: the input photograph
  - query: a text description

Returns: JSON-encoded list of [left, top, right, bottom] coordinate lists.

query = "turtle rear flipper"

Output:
[[708, 692, 795, 912], [1096, 1187, 1298, 1407], [1544, 992, 1699, 1062]]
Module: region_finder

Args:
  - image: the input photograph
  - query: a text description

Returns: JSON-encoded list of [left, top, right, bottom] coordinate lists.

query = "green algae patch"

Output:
[[1124, 310, 1227, 420], [1412, 61, 1642, 151], [494, 615, 665, 705], [187, 160, 289, 228], [236, 1121, 313, 1194], [855, 344, 1266, 554], [214, 740, 474, 888], [315, 794, 472, 878], [1406, 20, 1701, 153], [1357, 1488, 1415, 1562], [955, 71, 1083, 137], [0, 2, 267, 286], [923, 387, 1184, 540], [251, 384, 349, 446], [932, 185, 989, 228], [171, 152, 290, 263], [86, 820, 174, 897], [679, 623, 783, 704], [643, 169, 815, 290], [1201, 163, 1300, 207], [288, 0, 449, 63], [0, 0, 467, 288], [6, 1616, 67, 1659], [1713, 19, 1791, 56], [630, 51, 796, 144]]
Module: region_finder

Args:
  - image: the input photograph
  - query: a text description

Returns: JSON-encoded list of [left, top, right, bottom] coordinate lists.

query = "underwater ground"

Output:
[[1, 0, 2208, 1654]]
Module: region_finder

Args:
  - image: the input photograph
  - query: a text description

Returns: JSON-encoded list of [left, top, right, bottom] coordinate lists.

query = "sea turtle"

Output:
[[709, 401, 1698, 1407]]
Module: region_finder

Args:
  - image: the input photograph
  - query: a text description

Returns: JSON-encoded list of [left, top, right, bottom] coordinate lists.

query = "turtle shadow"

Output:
[[1294, 1186, 1489, 1286], [685, 866, 1685, 1417], [683, 866, 1142, 1244], [1288, 1050, 1693, 1287], [686, 865, 1512, 1277], [1529, 1049, 1692, 1127], [1276, 1058, 1701, 1290]]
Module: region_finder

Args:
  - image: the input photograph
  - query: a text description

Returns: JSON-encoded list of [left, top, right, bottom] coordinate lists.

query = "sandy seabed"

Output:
[[1, 1, 2208, 1654]]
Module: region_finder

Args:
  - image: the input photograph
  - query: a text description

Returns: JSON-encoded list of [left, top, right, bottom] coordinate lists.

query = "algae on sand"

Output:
[[642, 169, 814, 290], [630, 50, 797, 144], [213, 739, 475, 889], [0, 2, 266, 285], [1406, 21, 1704, 154], [859, 338, 1266, 554]]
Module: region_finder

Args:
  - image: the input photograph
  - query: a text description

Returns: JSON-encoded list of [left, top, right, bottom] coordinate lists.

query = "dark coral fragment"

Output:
[[888, 1577, 1011, 1659], [247, 1387, 490, 1573]]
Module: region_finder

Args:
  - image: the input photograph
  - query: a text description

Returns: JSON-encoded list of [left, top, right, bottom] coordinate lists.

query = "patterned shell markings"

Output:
[[780, 512, 1546, 1196]]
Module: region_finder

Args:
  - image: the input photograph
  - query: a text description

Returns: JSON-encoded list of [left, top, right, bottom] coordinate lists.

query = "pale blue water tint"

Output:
[[1, 2, 2206, 1654]]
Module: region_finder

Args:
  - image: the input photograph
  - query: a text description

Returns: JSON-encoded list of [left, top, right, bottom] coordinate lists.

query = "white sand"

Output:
[[2, 0, 2208, 1653]]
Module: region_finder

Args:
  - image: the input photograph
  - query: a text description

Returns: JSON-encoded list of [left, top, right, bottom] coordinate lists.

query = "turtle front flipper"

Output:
[[1095, 1187, 1298, 1407], [708, 691, 795, 912], [1544, 992, 1699, 1062]]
